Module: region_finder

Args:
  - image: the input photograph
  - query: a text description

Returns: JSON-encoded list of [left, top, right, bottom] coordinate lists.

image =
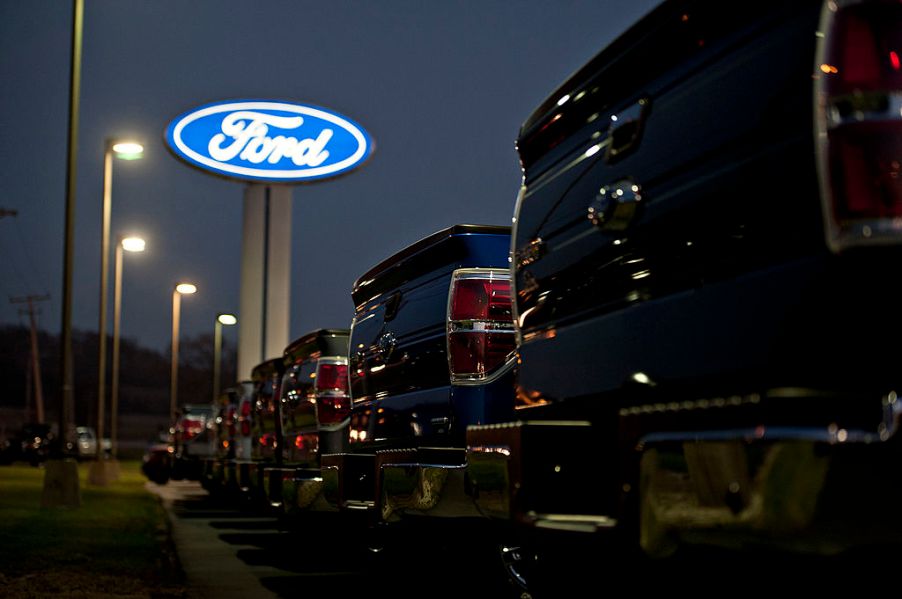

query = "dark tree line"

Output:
[[0, 325, 237, 426]]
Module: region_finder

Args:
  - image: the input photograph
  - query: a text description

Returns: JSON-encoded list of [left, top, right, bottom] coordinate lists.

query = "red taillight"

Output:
[[447, 269, 516, 382], [182, 418, 204, 440], [450, 278, 512, 321], [449, 331, 517, 376], [825, 5, 902, 97], [820, 0, 902, 250], [317, 396, 351, 425], [240, 401, 251, 436], [316, 363, 349, 393], [227, 406, 236, 437], [316, 361, 351, 425], [829, 122, 902, 219]]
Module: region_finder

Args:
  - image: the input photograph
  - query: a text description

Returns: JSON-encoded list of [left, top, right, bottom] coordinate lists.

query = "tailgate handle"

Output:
[[605, 97, 650, 163], [383, 291, 402, 321]]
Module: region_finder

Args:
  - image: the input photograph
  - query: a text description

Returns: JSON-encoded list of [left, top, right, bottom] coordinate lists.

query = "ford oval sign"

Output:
[[164, 100, 374, 183]]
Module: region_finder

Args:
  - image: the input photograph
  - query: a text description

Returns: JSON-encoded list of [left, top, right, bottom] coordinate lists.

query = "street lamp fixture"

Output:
[[111, 142, 144, 160], [213, 313, 237, 403], [110, 235, 145, 463], [170, 282, 197, 424], [90, 138, 144, 487], [218, 314, 237, 326], [121, 236, 146, 252]]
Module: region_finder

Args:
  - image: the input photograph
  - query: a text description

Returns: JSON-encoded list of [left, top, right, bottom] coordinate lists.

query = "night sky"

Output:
[[0, 0, 658, 356]]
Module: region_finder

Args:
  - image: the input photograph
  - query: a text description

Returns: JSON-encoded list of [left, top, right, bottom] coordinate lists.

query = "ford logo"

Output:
[[164, 100, 374, 183]]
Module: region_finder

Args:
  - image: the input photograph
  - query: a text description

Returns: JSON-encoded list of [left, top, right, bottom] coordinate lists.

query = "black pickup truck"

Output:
[[322, 224, 516, 531], [237, 358, 283, 506], [262, 328, 350, 514], [467, 0, 902, 572]]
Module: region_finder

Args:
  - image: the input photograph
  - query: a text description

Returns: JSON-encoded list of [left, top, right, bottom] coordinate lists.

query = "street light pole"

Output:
[[213, 314, 237, 403], [90, 141, 143, 487], [94, 144, 113, 470], [170, 283, 197, 424], [111, 236, 145, 461]]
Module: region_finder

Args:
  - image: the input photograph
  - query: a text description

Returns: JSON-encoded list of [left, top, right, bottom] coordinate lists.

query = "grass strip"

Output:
[[0, 461, 185, 597]]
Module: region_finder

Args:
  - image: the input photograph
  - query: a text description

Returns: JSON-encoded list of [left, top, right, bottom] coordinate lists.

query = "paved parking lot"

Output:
[[146, 481, 515, 598]]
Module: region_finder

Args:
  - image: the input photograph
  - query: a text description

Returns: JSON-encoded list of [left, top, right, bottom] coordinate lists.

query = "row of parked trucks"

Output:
[[149, 0, 902, 593]]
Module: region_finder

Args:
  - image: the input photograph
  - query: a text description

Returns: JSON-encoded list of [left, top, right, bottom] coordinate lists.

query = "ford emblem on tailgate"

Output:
[[164, 100, 374, 183]]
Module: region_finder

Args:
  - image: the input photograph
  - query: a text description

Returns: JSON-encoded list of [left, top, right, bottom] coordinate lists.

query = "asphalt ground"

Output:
[[146, 480, 518, 599], [147, 481, 283, 598]]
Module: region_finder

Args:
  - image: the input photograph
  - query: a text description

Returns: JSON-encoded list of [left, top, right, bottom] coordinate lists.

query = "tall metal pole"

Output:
[[96, 147, 112, 464], [43, 0, 84, 508], [110, 240, 123, 459], [213, 318, 222, 403], [170, 289, 181, 424], [59, 0, 84, 455]]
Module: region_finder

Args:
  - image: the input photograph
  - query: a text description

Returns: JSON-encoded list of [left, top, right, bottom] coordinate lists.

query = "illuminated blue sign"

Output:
[[164, 100, 374, 183]]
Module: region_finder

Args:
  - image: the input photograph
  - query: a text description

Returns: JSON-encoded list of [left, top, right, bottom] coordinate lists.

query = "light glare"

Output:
[[176, 283, 197, 294], [217, 314, 237, 326], [112, 142, 144, 157], [121, 237, 146, 252]]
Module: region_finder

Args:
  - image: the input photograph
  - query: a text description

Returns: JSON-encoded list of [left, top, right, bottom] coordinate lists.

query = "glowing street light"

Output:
[[110, 235, 145, 462], [91, 138, 144, 486], [213, 313, 237, 403], [111, 142, 144, 159], [170, 282, 197, 423]]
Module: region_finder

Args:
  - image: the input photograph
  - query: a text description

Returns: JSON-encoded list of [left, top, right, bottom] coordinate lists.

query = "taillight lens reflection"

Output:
[[826, 4, 902, 97], [316, 363, 349, 393], [317, 396, 350, 425], [447, 269, 516, 382], [830, 122, 902, 219], [448, 331, 517, 378], [450, 279, 512, 321]]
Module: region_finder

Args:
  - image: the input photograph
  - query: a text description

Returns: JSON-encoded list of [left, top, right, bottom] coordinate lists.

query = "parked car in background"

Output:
[[74, 426, 111, 460], [464, 0, 902, 590], [0, 423, 53, 466], [171, 404, 216, 481], [263, 328, 350, 514]]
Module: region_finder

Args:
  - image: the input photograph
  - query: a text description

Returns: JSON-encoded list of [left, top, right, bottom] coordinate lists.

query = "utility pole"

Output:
[[11, 295, 50, 424]]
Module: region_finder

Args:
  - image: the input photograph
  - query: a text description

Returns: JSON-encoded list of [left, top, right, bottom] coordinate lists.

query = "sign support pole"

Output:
[[238, 184, 292, 380]]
